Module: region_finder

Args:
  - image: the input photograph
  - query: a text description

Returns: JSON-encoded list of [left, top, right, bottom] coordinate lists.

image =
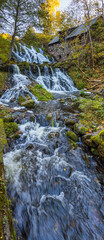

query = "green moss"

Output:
[[74, 123, 88, 135], [17, 96, 26, 105], [0, 72, 8, 95], [77, 97, 104, 131], [21, 99, 35, 108], [68, 138, 78, 149], [46, 113, 53, 121], [0, 119, 16, 239], [4, 122, 18, 138], [91, 129, 104, 146], [0, 119, 7, 154], [66, 130, 78, 142], [28, 83, 54, 101], [18, 61, 30, 72]]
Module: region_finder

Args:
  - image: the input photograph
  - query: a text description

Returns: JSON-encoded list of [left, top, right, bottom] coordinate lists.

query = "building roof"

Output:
[[66, 17, 99, 40], [48, 16, 101, 46], [48, 35, 59, 45]]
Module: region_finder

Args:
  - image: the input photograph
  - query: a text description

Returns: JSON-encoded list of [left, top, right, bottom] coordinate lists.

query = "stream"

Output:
[[1, 44, 104, 240]]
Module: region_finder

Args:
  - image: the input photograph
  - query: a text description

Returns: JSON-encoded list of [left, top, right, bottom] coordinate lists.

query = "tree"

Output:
[[0, 0, 43, 62], [38, 0, 60, 34]]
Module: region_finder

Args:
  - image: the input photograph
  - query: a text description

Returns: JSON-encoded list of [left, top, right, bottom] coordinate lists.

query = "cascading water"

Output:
[[13, 43, 77, 92], [3, 105, 104, 240], [29, 66, 77, 92], [13, 43, 50, 64], [1, 43, 104, 240], [0, 64, 38, 104], [0, 44, 77, 105]]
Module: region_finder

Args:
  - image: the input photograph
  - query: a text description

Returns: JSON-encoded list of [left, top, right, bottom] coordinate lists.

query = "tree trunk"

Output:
[[8, 33, 16, 62], [8, 0, 20, 62], [102, 0, 104, 24], [88, 29, 94, 70]]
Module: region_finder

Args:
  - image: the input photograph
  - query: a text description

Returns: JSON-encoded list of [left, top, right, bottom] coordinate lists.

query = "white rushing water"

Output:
[[13, 43, 51, 64], [0, 64, 38, 104], [1, 43, 104, 240], [29, 66, 77, 92], [0, 44, 77, 105], [3, 115, 104, 240]]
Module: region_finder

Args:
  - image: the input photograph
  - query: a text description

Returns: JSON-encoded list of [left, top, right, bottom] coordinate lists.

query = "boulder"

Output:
[[65, 118, 76, 127], [74, 123, 88, 135], [4, 114, 14, 123], [21, 100, 35, 109], [66, 130, 78, 142]]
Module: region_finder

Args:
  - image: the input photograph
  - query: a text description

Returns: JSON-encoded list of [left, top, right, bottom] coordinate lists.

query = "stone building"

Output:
[[48, 16, 102, 61]]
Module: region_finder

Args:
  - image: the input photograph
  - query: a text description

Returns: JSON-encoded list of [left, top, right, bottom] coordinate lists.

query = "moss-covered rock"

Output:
[[21, 99, 35, 109], [66, 130, 78, 142], [4, 114, 14, 123], [65, 118, 76, 127], [28, 83, 54, 101], [4, 122, 19, 138], [0, 72, 8, 96], [82, 133, 93, 147], [74, 123, 88, 135], [0, 119, 7, 154], [17, 96, 26, 105], [91, 130, 104, 158]]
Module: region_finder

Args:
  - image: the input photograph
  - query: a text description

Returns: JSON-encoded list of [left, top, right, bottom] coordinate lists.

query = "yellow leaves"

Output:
[[64, 168, 66, 171], [1, 33, 11, 40], [44, 0, 60, 14], [40, 0, 61, 34]]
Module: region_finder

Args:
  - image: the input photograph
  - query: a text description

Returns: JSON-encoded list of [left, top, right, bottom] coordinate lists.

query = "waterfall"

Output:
[[13, 43, 50, 64], [1, 43, 104, 240], [29, 66, 77, 92], [12, 43, 77, 92], [0, 43, 77, 105], [0, 65, 38, 104]]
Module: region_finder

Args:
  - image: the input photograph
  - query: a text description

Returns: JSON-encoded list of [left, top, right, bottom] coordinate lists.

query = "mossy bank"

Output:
[[0, 119, 16, 240]]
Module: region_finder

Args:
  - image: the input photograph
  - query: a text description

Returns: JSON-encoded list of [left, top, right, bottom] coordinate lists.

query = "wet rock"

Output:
[[82, 153, 90, 166], [82, 134, 93, 147], [30, 114, 35, 122], [55, 132, 60, 138], [46, 113, 53, 121], [66, 130, 78, 142], [11, 131, 22, 140], [48, 132, 59, 139], [21, 100, 35, 109], [65, 118, 76, 127], [98, 145, 104, 158], [26, 144, 34, 150], [100, 202, 104, 216]]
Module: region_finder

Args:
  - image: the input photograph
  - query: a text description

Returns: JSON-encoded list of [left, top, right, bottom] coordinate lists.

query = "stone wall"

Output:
[[48, 34, 87, 61]]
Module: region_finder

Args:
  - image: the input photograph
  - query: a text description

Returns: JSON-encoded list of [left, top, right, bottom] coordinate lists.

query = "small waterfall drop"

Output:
[[0, 43, 77, 105], [29, 66, 77, 92], [0, 65, 38, 104], [13, 43, 50, 64], [1, 43, 104, 240]]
